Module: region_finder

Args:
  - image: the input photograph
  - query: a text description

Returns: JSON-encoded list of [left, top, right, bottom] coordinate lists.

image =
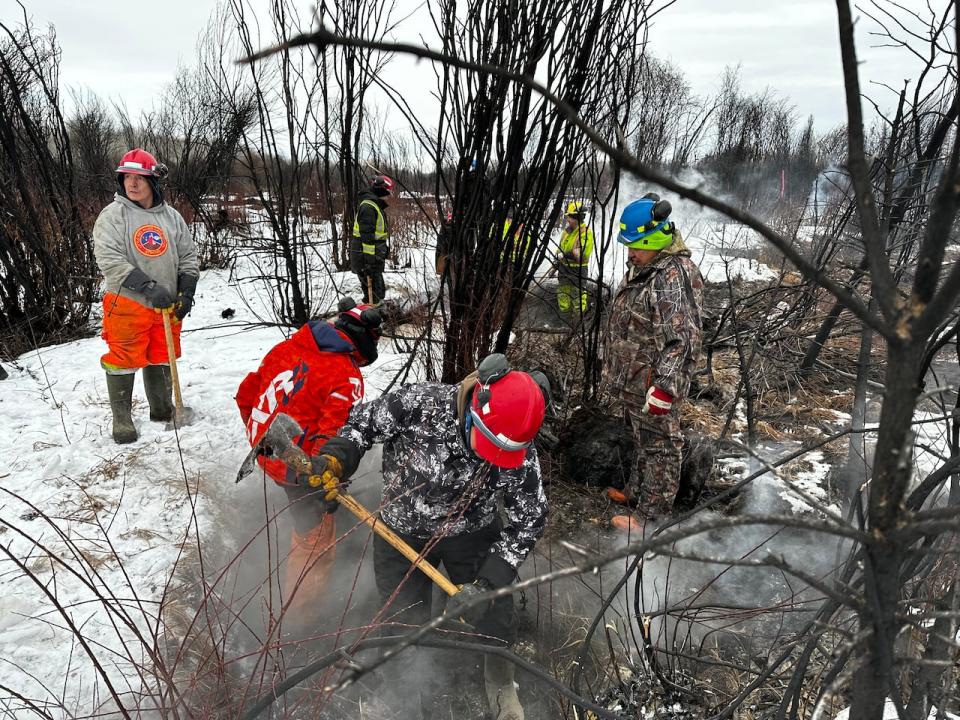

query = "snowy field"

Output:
[[0, 249, 425, 716]]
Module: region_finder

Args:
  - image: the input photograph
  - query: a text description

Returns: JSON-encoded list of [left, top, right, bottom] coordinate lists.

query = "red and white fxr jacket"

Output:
[[235, 321, 364, 485]]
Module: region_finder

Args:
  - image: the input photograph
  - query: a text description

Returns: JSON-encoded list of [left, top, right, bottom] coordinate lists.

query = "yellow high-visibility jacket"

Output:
[[558, 223, 594, 268], [352, 198, 388, 256]]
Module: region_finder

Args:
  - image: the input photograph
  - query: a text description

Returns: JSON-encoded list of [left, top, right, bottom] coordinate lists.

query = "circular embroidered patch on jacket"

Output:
[[133, 225, 168, 257]]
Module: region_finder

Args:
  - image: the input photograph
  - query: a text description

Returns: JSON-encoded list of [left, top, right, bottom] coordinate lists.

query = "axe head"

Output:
[[235, 413, 314, 483]]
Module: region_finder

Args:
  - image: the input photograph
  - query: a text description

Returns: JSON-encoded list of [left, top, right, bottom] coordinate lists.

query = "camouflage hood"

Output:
[[659, 231, 692, 258]]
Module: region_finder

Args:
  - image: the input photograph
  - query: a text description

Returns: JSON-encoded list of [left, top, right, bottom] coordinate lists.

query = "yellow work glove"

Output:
[[306, 454, 345, 501]]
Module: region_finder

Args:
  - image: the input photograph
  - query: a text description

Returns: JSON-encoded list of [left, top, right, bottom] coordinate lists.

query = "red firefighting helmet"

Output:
[[116, 148, 162, 177], [370, 175, 395, 196], [469, 361, 546, 469]]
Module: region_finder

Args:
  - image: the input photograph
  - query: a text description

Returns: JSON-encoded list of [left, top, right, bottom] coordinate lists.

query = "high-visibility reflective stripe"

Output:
[[470, 407, 531, 451], [362, 243, 377, 255], [352, 199, 388, 239], [501, 220, 530, 260]]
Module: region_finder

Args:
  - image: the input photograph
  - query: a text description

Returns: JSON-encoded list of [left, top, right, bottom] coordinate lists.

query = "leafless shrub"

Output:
[[0, 12, 97, 359], [67, 90, 117, 212]]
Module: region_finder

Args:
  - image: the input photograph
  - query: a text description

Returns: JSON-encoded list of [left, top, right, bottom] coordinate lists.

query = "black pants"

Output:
[[373, 520, 516, 644], [351, 252, 386, 304]]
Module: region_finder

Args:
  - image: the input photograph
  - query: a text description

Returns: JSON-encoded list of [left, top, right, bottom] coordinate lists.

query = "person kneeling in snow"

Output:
[[94, 148, 199, 444], [310, 354, 550, 720], [235, 298, 382, 623], [600, 193, 704, 534]]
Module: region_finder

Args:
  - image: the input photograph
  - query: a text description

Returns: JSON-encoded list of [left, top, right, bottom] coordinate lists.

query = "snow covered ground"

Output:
[[0, 251, 422, 717], [0, 200, 811, 717]]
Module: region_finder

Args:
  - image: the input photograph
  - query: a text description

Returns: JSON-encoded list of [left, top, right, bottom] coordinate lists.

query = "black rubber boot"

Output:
[[142, 364, 173, 421], [105, 373, 138, 444]]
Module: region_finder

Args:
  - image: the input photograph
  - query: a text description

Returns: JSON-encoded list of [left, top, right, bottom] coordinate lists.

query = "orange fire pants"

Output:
[[101, 293, 181, 373]]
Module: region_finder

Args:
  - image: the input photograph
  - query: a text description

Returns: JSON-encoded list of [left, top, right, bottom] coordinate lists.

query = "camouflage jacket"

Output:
[[323, 383, 547, 571], [601, 237, 704, 407]]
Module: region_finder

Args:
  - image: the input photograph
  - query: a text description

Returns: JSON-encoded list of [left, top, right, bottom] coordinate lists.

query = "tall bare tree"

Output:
[[317, 0, 397, 269], [139, 66, 256, 241], [426, 0, 662, 380], [67, 90, 116, 211]]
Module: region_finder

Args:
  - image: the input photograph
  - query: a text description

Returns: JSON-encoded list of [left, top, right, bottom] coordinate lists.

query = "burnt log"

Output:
[[558, 403, 715, 510]]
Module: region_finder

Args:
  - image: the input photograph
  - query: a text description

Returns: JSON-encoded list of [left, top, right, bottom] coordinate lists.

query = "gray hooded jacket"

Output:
[[93, 193, 199, 305]]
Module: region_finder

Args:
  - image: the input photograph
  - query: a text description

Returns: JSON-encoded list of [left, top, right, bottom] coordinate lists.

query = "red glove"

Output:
[[643, 386, 673, 416]]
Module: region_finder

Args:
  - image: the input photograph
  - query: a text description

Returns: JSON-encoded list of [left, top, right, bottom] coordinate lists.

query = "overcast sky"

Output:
[[16, 0, 939, 137]]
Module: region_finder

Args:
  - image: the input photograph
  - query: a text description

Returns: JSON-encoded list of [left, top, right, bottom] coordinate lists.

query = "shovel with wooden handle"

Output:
[[304, 462, 459, 597], [161, 309, 196, 428], [322, 486, 459, 597], [234, 413, 458, 596]]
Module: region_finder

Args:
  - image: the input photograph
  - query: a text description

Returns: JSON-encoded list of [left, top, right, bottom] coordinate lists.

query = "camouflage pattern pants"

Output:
[[624, 405, 683, 517]]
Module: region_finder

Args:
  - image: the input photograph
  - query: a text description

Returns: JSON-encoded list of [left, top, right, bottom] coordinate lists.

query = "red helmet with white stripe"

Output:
[[370, 175, 394, 197], [116, 148, 161, 176], [469, 368, 545, 469]]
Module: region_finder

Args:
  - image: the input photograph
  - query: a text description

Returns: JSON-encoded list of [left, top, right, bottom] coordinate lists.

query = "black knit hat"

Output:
[[334, 297, 382, 365]]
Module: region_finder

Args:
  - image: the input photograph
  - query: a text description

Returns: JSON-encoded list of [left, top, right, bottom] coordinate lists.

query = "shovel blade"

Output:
[[236, 442, 260, 483], [166, 406, 197, 430]]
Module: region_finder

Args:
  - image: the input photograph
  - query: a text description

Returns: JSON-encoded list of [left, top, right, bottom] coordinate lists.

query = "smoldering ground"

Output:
[[184, 433, 850, 720], [595, 458, 852, 706], [199, 450, 501, 718], [198, 449, 642, 718]]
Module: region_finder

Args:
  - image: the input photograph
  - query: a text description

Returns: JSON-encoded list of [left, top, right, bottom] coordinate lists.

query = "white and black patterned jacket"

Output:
[[323, 382, 547, 585]]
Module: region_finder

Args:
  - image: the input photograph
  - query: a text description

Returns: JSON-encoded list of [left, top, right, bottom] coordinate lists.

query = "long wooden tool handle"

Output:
[[336, 492, 459, 597], [161, 310, 185, 411]]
